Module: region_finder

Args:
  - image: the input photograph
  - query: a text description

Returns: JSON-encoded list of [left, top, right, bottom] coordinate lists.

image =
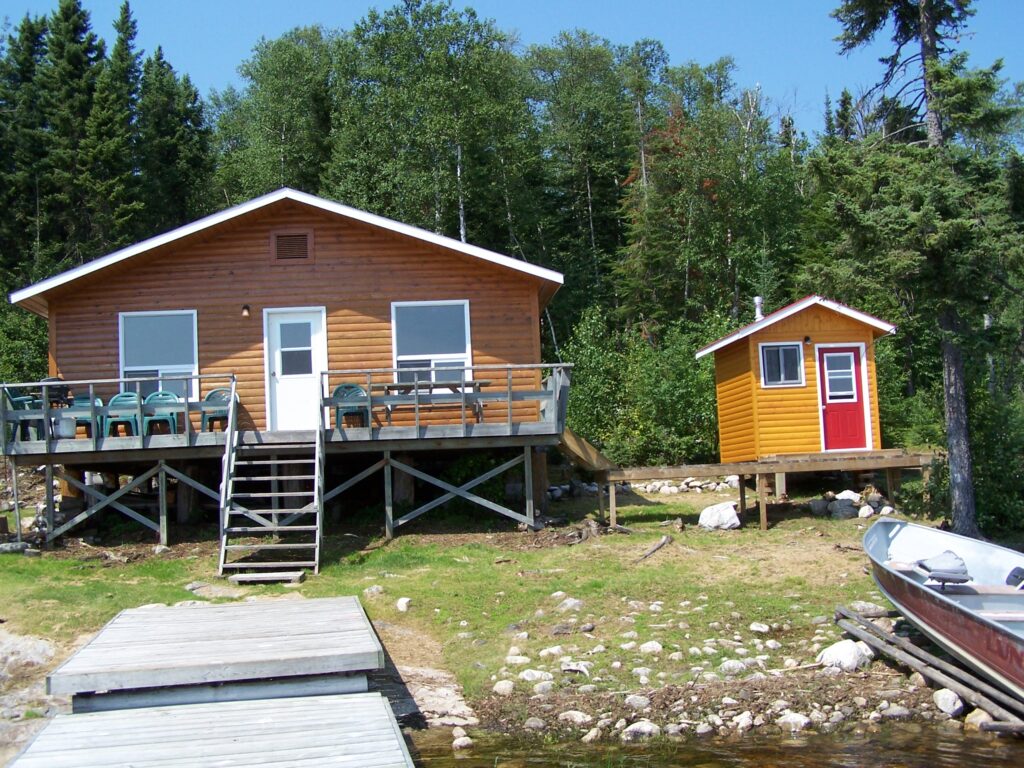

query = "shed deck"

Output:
[[10, 692, 414, 767], [48, 597, 383, 698]]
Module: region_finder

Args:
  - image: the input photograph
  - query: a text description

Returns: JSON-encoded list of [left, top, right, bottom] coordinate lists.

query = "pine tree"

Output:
[[80, 1, 143, 255]]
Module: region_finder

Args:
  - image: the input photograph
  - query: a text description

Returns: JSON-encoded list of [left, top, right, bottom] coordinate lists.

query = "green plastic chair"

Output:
[[201, 388, 232, 432], [143, 390, 180, 435], [332, 383, 369, 428], [69, 394, 103, 437], [104, 391, 141, 436], [2, 387, 40, 441]]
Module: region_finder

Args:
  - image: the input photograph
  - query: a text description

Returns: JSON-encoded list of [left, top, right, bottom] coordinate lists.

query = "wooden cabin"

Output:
[[2, 189, 569, 577], [695, 296, 895, 463]]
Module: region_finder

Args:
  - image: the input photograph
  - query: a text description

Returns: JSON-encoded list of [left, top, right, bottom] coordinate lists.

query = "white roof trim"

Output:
[[10, 188, 563, 308], [695, 296, 895, 359]]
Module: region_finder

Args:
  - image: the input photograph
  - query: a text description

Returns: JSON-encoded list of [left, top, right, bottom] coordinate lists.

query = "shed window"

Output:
[[392, 301, 471, 383], [119, 311, 198, 399], [760, 343, 803, 387]]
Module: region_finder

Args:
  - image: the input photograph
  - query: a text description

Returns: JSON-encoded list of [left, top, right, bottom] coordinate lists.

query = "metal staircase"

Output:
[[217, 391, 324, 581]]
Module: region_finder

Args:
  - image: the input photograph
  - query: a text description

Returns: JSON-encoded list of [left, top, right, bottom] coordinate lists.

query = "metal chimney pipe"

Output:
[[754, 296, 764, 322]]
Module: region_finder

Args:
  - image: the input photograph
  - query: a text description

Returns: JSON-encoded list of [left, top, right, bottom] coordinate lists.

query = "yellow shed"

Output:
[[695, 296, 896, 463]]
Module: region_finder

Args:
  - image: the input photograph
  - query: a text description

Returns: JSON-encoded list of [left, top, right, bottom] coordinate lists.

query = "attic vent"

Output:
[[272, 230, 313, 261]]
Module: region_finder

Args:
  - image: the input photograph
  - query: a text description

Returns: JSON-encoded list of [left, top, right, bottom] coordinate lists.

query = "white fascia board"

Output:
[[694, 296, 895, 360], [9, 188, 564, 310]]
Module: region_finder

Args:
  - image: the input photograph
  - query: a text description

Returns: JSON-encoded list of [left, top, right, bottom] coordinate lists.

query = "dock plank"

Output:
[[11, 693, 414, 767], [48, 597, 384, 695]]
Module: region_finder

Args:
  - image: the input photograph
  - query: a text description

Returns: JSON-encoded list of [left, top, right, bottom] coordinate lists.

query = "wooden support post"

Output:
[[531, 446, 548, 517], [45, 463, 54, 538], [158, 461, 168, 546], [176, 463, 196, 524], [609, 481, 617, 528], [596, 471, 606, 522], [392, 453, 415, 507], [10, 460, 21, 544], [756, 473, 768, 531], [774, 472, 787, 499], [738, 474, 747, 516], [383, 451, 393, 540], [885, 468, 901, 497], [524, 446, 535, 528]]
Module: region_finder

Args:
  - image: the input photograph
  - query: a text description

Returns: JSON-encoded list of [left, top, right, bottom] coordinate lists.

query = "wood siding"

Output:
[[712, 304, 884, 461], [47, 201, 545, 430], [713, 342, 756, 463]]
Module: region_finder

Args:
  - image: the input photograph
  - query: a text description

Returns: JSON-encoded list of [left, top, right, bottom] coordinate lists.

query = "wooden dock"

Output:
[[48, 597, 383, 709], [10, 692, 415, 767]]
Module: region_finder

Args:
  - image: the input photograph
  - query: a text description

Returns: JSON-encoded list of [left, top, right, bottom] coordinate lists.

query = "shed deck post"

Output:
[[596, 471, 606, 522], [774, 472, 787, 499], [523, 446, 534, 528], [609, 481, 617, 528], [158, 461, 168, 546], [738, 474, 747, 517], [45, 463, 55, 538], [383, 450, 393, 540], [885, 468, 901, 497], [10, 460, 21, 544], [756, 473, 768, 531]]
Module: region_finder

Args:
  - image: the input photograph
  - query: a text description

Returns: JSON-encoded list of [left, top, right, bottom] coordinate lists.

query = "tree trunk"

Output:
[[939, 306, 980, 538], [918, 0, 945, 148]]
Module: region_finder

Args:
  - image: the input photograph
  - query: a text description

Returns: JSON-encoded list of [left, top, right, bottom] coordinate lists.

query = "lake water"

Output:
[[410, 726, 1024, 767]]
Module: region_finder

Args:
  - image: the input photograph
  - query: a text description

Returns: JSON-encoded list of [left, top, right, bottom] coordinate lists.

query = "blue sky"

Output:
[[7, 0, 1023, 135]]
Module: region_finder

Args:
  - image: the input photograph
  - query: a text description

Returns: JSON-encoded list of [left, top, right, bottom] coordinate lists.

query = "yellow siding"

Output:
[[713, 343, 756, 462]]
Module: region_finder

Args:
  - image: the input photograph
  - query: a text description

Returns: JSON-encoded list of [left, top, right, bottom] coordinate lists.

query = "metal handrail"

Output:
[[217, 377, 239, 576], [314, 389, 326, 574]]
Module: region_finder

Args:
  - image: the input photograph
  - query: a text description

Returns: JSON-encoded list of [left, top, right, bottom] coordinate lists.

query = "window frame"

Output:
[[118, 310, 199, 400], [822, 351, 858, 403], [390, 300, 472, 384], [758, 341, 805, 389]]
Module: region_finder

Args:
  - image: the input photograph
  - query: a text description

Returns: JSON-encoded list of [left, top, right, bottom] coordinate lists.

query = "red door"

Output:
[[817, 346, 868, 450]]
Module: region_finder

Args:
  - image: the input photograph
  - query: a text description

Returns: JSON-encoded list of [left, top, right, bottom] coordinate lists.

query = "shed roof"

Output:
[[9, 188, 564, 317], [694, 295, 895, 359]]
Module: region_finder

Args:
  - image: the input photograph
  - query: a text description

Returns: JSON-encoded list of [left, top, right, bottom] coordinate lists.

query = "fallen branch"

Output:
[[633, 534, 672, 564]]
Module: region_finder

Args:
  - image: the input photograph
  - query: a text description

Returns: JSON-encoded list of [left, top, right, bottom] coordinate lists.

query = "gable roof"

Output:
[[9, 188, 564, 317], [694, 295, 895, 359]]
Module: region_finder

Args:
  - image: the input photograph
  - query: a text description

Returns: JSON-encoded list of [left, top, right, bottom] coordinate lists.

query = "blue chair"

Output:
[[143, 390, 180, 435], [104, 392, 141, 437], [332, 383, 369, 428], [2, 387, 41, 441], [69, 395, 102, 437], [201, 388, 232, 432]]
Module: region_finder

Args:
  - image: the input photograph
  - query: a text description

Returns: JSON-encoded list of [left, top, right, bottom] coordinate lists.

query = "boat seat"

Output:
[[917, 550, 971, 585], [1007, 566, 1024, 589]]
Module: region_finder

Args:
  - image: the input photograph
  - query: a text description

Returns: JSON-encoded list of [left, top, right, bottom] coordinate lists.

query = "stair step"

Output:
[[232, 491, 315, 499], [228, 508, 317, 515], [225, 525, 319, 534], [234, 459, 314, 466], [233, 475, 316, 482], [221, 561, 317, 569], [228, 571, 306, 584], [225, 543, 318, 551]]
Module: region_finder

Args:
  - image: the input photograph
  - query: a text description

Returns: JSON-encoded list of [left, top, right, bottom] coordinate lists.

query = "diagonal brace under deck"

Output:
[[51, 465, 161, 541]]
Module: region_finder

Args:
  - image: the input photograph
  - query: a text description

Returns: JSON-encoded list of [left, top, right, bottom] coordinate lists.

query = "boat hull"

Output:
[[865, 520, 1024, 703]]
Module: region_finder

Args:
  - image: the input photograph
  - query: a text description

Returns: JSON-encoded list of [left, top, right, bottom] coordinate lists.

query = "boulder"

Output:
[[835, 489, 863, 503], [518, 669, 553, 682], [776, 711, 811, 732], [879, 505, 895, 516], [698, 501, 740, 530], [848, 601, 888, 618], [524, 717, 546, 731], [620, 720, 661, 742], [452, 736, 474, 750], [624, 694, 650, 710], [492, 680, 514, 696], [749, 622, 770, 634], [639, 640, 663, 654], [558, 710, 593, 726], [857, 505, 875, 518], [555, 597, 583, 613], [828, 499, 858, 520], [396, 597, 412, 612], [816, 639, 871, 671], [719, 659, 747, 676], [965, 709, 994, 730], [933, 688, 964, 717], [808, 498, 830, 517]]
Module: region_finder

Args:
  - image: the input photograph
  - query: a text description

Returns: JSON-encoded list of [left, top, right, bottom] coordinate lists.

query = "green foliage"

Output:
[[563, 307, 726, 466]]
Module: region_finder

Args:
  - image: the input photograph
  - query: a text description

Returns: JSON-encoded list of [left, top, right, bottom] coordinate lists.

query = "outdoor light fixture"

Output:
[[241, 304, 251, 318], [804, 336, 812, 344]]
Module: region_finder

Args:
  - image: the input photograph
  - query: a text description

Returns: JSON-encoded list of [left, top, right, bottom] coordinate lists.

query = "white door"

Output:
[[265, 308, 327, 431]]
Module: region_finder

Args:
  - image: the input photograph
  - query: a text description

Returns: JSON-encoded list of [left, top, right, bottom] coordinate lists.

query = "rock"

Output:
[[492, 680, 515, 696], [581, 727, 602, 743], [828, 499, 858, 520], [908, 671, 926, 687], [933, 689, 964, 717], [555, 597, 583, 613], [749, 622, 770, 634], [879, 505, 895, 516], [524, 717, 546, 731], [719, 659, 746, 676], [533, 681, 554, 694], [620, 720, 661, 742], [0, 629, 55, 682], [539, 645, 563, 657], [578, 684, 597, 694], [452, 736, 474, 750], [452, 727, 467, 739], [0, 543, 29, 554], [396, 597, 411, 612], [505, 655, 531, 665], [858, 505, 875, 518], [639, 640, 662, 654], [152, 544, 171, 555], [558, 710, 593, 725], [835, 489, 863, 503], [725, 475, 741, 489], [184, 581, 208, 592], [363, 584, 384, 597], [624, 694, 650, 710], [882, 705, 911, 719], [809, 498, 830, 517], [23, 548, 40, 558], [849, 601, 888, 618], [816, 639, 872, 672], [698, 501, 740, 530], [518, 669, 553, 682], [695, 722, 714, 736], [561, 661, 593, 676], [964, 708, 994, 730], [776, 711, 811, 732], [853, 696, 868, 708], [733, 711, 754, 731], [765, 639, 782, 650]]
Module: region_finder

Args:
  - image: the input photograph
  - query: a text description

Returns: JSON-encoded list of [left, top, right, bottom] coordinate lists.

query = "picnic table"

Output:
[[370, 380, 492, 424]]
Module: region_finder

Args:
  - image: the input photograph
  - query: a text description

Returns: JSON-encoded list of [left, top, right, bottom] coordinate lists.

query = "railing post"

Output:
[[384, 450, 394, 539], [506, 368, 513, 432], [89, 383, 98, 450], [10, 459, 21, 544], [158, 461, 168, 546], [135, 380, 144, 448], [0, 386, 8, 455], [41, 384, 51, 452]]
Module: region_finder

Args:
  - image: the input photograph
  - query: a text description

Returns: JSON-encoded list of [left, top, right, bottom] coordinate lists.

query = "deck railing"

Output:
[[320, 363, 571, 438], [1, 373, 237, 455]]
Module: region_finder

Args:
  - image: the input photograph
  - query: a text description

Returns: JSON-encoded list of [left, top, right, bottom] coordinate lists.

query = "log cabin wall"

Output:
[[46, 200, 544, 430], [713, 342, 756, 463]]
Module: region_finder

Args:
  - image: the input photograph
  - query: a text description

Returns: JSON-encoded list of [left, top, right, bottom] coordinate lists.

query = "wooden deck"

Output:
[[48, 597, 383, 699], [10, 692, 414, 767]]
